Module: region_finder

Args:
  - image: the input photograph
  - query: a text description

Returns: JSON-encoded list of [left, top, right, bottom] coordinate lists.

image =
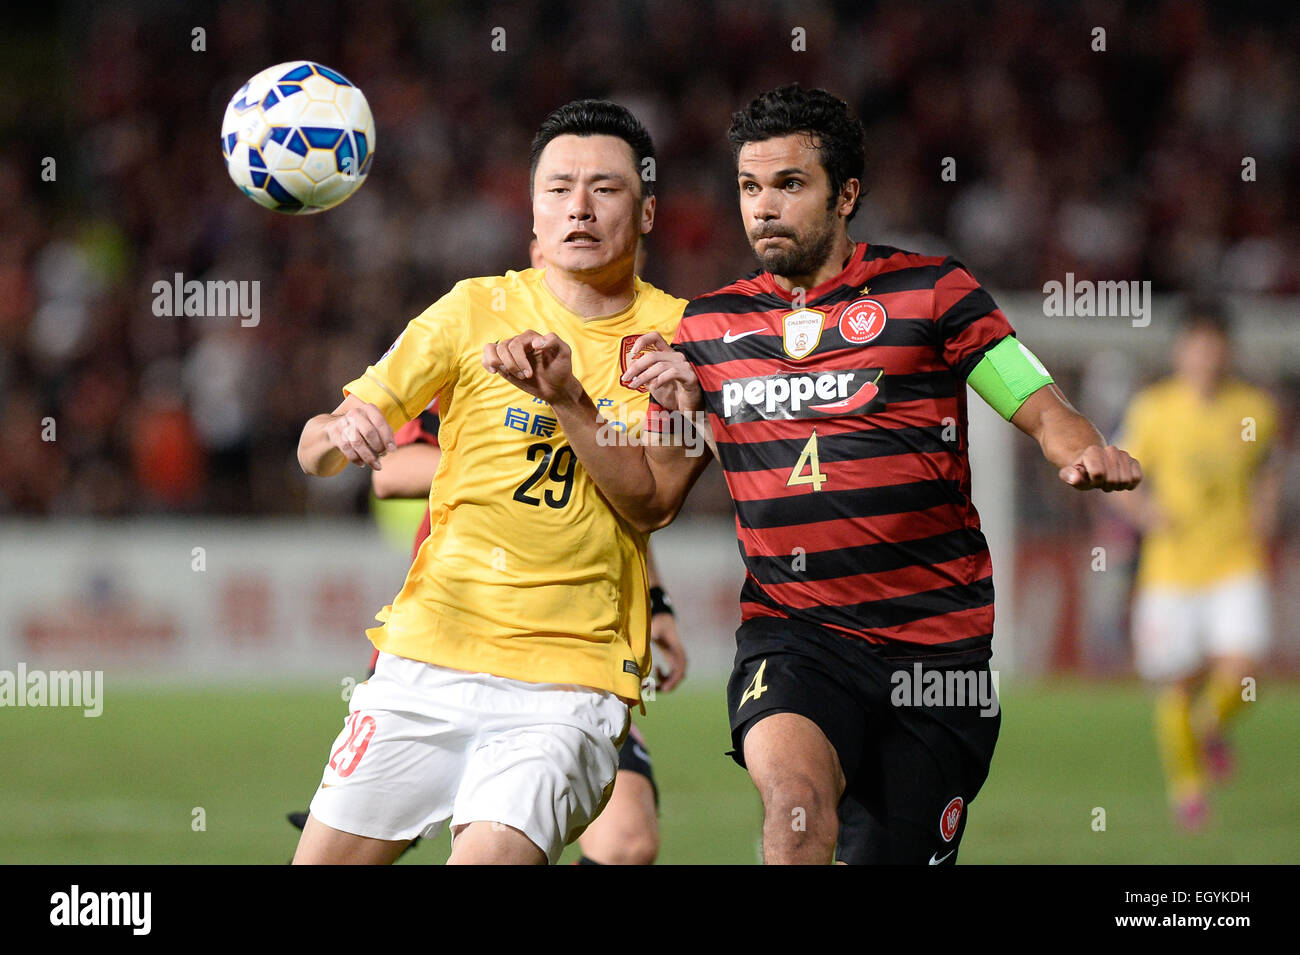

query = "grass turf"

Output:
[[2, 679, 1296, 864]]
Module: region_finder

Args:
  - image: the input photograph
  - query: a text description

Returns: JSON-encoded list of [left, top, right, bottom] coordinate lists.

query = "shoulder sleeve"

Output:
[[933, 258, 1016, 380], [343, 284, 468, 432]]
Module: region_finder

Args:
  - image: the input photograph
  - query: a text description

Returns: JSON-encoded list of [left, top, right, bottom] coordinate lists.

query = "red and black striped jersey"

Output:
[[653, 243, 1014, 662]]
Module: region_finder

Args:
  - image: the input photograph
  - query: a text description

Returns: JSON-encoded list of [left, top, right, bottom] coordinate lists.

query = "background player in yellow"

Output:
[[1114, 303, 1281, 830], [291, 100, 686, 865]]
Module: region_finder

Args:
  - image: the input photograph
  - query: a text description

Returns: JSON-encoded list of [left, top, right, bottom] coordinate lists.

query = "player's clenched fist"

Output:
[[482, 331, 581, 404], [620, 332, 703, 414], [1060, 444, 1142, 492], [325, 402, 397, 470]]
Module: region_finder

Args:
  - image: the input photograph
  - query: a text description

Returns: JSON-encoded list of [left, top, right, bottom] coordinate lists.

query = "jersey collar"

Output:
[[536, 268, 641, 325]]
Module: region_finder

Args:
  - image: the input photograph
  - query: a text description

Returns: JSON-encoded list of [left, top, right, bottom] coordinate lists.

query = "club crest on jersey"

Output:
[[940, 796, 964, 843], [782, 308, 825, 360], [839, 299, 887, 344], [619, 334, 651, 392]]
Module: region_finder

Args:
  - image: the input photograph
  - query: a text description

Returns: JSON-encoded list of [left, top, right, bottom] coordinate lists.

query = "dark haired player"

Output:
[[486, 85, 1141, 864], [293, 99, 687, 865]]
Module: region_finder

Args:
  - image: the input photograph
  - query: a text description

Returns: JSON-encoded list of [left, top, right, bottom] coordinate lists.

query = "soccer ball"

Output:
[[220, 61, 375, 214]]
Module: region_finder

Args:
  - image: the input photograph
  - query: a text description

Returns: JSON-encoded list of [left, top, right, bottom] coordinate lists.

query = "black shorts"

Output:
[[616, 721, 658, 807], [727, 616, 1000, 864]]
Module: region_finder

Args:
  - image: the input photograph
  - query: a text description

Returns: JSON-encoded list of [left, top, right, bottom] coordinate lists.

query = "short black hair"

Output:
[[528, 99, 655, 199], [727, 85, 867, 221], [1180, 298, 1233, 338]]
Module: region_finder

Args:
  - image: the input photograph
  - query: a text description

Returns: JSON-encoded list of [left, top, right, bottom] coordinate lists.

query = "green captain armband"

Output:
[[966, 336, 1054, 421]]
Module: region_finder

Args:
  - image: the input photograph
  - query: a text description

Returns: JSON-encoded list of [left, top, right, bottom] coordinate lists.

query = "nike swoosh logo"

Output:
[[928, 849, 955, 865], [722, 329, 762, 343]]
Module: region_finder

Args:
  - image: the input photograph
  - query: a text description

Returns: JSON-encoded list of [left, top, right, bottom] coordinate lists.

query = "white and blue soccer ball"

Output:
[[221, 61, 376, 214]]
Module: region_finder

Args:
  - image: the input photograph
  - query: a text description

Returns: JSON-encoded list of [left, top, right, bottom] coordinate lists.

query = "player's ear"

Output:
[[838, 179, 860, 219], [640, 194, 655, 235]]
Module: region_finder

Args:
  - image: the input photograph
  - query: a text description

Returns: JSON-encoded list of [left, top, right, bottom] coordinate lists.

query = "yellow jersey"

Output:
[[1119, 377, 1277, 588], [343, 268, 685, 703]]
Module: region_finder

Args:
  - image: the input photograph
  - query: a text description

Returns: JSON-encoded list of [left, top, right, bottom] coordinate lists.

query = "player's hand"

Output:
[[621, 332, 703, 414], [650, 612, 686, 693], [483, 331, 581, 405], [1060, 445, 1142, 492], [324, 402, 396, 470]]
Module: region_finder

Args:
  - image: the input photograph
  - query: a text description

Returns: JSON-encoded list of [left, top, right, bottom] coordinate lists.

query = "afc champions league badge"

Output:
[[839, 298, 887, 344], [781, 308, 826, 360]]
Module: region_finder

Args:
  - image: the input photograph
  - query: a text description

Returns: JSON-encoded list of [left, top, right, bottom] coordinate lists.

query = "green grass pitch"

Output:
[[2, 679, 1296, 863]]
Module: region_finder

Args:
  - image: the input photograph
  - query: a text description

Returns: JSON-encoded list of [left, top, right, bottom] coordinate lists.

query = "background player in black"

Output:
[[484, 86, 1140, 864]]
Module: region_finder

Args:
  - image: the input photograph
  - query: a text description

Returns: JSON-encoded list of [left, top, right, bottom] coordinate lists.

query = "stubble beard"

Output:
[[750, 214, 838, 281]]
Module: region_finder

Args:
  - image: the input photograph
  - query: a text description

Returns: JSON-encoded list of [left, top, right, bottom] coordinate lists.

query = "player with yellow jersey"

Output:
[[351, 266, 679, 697], [291, 101, 687, 865], [1115, 304, 1281, 830]]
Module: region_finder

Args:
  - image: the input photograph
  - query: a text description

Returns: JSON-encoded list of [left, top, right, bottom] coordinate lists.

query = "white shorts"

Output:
[[1133, 574, 1271, 682], [309, 652, 629, 864]]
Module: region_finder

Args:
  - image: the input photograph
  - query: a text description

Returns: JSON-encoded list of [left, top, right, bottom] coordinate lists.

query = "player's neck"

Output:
[[771, 235, 858, 295], [543, 266, 637, 320], [1179, 372, 1225, 402]]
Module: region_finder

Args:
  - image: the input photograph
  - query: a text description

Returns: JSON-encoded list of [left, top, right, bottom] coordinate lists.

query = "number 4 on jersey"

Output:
[[787, 428, 828, 491]]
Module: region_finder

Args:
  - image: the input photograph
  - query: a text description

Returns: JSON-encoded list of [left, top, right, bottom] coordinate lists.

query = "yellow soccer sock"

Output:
[[1201, 672, 1248, 733], [1154, 687, 1203, 802]]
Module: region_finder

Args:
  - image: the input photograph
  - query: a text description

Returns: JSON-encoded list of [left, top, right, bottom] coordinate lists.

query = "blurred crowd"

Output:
[[1, 0, 1297, 515]]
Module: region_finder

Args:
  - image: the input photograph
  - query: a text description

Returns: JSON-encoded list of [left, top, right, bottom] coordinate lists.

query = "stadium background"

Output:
[[1, 0, 1297, 863]]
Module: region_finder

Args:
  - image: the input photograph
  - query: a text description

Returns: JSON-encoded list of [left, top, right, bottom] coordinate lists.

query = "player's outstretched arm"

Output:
[[483, 331, 711, 532], [298, 395, 397, 478], [1010, 385, 1142, 492], [371, 443, 441, 499]]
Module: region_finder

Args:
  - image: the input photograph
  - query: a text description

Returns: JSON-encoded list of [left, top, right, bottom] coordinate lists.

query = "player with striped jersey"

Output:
[[486, 86, 1141, 864], [292, 100, 686, 865]]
